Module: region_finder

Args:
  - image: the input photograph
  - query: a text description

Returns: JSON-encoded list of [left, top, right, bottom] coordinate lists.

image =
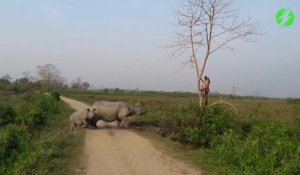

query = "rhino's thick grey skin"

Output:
[[91, 101, 148, 127], [70, 108, 94, 132]]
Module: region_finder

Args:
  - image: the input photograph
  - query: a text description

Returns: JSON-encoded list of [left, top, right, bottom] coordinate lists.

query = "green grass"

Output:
[[40, 102, 86, 175], [0, 93, 85, 175], [61, 90, 300, 125]]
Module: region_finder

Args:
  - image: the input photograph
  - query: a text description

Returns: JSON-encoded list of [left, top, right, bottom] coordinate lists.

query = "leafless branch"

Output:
[[207, 100, 238, 111], [170, 0, 260, 107]]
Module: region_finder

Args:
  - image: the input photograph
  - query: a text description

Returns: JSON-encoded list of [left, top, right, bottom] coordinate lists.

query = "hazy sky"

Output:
[[0, 0, 299, 98]]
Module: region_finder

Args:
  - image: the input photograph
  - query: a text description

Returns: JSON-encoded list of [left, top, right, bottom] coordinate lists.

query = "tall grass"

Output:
[[62, 90, 300, 124], [0, 92, 83, 175]]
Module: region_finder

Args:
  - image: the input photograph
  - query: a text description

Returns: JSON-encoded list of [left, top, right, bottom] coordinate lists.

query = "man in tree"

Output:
[[171, 0, 258, 108], [201, 76, 210, 106]]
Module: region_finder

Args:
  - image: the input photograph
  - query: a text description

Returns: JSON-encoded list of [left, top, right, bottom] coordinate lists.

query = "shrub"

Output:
[[159, 103, 200, 139], [0, 124, 27, 164], [18, 94, 60, 129], [24, 108, 46, 129], [0, 92, 74, 174], [216, 122, 300, 174], [159, 103, 300, 174], [50, 92, 60, 102], [34, 93, 59, 114], [198, 107, 237, 148], [177, 127, 201, 146], [21, 92, 35, 102], [0, 103, 16, 126], [160, 105, 237, 148]]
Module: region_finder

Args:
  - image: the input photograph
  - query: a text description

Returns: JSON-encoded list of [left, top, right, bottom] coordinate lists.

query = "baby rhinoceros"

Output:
[[70, 108, 94, 132], [90, 101, 148, 128]]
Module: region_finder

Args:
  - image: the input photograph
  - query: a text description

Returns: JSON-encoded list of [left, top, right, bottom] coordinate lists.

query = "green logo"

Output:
[[276, 8, 295, 27]]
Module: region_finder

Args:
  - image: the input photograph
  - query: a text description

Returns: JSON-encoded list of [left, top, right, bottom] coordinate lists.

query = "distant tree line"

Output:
[[0, 64, 90, 93]]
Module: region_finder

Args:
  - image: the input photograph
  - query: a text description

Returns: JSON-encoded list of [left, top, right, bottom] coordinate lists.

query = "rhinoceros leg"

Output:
[[117, 118, 122, 128], [121, 116, 129, 128], [117, 116, 129, 128], [71, 122, 75, 133], [82, 119, 88, 128]]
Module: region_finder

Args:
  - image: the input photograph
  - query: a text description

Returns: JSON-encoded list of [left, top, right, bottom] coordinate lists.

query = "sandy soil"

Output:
[[61, 96, 202, 175]]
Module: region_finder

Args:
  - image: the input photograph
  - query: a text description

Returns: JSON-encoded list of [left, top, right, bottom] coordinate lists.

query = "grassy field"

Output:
[[60, 90, 300, 125], [60, 90, 300, 175]]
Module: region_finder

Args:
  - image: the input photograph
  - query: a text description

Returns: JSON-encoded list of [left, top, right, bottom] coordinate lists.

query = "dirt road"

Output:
[[61, 96, 202, 175]]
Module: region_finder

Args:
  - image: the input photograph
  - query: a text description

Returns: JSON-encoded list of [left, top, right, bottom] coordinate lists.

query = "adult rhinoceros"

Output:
[[90, 101, 148, 127]]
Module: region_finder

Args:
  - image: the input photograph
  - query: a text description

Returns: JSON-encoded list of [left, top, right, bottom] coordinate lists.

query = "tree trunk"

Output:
[[198, 79, 203, 108]]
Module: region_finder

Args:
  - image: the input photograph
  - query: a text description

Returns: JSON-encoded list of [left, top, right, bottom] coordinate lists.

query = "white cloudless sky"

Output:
[[0, 0, 299, 98]]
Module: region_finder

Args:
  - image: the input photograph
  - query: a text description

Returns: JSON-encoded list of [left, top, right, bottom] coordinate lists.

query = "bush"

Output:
[[29, 93, 60, 114], [50, 92, 60, 102], [0, 92, 76, 174], [37, 97, 59, 114], [159, 103, 300, 174], [0, 103, 16, 126], [216, 122, 300, 174], [9, 133, 67, 175], [160, 105, 237, 148], [18, 93, 60, 129], [198, 107, 237, 148], [21, 92, 35, 102], [24, 108, 46, 129], [177, 127, 201, 146], [159, 103, 201, 140], [0, 124, 28, 167]]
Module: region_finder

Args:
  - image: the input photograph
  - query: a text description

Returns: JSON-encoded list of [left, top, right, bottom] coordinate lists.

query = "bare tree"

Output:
[[71, 77, 90, 90], [71, 77, 83, 89], [37, 64, 66, 90], [15, 71, 37, 85], [22, 71, 37, 82], [171, 0, 259, 107], [0, 74, 12, 84], [82, 82, 90, 89]]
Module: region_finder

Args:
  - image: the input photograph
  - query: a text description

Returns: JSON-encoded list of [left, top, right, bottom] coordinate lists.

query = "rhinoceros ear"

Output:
[[87, 108, 90, 112], [93, 108, 96, 112]]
